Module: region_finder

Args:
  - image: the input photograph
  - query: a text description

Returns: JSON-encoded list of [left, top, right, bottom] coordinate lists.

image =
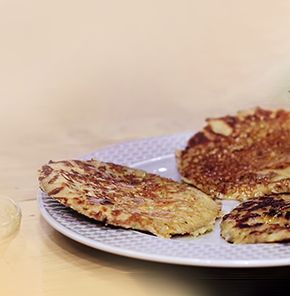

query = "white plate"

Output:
[[37, 131, 290, 268]]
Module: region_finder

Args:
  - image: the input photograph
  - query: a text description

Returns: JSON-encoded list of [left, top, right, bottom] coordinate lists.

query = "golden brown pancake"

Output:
[[176, 107, 290, 201], [220, 194, 290, 244], [38, 159, 221, 238]]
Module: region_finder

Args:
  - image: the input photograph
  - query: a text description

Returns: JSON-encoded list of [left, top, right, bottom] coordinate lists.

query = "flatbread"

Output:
[[220, 194, 290, 244], [38, 159, 221, 238], [176, 107, 290, 201]]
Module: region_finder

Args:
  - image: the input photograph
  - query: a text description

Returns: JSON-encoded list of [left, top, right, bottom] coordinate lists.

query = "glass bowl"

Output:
[[0, 195, 21, 256]]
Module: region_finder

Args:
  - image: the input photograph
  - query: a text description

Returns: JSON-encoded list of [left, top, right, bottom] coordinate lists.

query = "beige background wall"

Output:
[[1, 1, 290, 152]]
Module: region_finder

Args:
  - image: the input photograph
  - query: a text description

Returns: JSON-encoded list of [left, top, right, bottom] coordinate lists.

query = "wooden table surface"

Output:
[[1, 1, 290, 295]]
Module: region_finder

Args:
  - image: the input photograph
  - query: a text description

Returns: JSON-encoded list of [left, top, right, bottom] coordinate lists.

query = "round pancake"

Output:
[[38, 159, 221, 238], [220, 194, 290, 244], [176, 107, 290, 201]]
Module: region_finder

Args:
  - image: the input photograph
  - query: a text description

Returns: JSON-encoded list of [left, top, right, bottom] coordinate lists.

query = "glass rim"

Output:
[[0, 194, 22, 227]]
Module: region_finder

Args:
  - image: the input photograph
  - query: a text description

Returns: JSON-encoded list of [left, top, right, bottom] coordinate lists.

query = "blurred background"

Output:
[[1, 0, 290, 152]]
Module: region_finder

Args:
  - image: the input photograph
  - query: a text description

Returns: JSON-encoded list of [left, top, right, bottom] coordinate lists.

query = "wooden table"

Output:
[[1, 1, 290, 295]]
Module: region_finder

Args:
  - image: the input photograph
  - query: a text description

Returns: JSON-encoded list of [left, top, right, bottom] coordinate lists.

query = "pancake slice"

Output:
[[220, 194, 290, 244], [176, 107, 290, 201], [38, 159, 221, 238]]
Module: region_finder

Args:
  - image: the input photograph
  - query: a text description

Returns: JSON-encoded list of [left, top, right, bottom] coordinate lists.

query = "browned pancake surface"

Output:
[[38, 159, 221, 238], [220, 194, 290, 244], [176, 107, 290, 201]]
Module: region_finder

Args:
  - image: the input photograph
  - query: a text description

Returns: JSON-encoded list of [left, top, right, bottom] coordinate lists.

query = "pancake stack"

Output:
[[38, 107, 290, 243]]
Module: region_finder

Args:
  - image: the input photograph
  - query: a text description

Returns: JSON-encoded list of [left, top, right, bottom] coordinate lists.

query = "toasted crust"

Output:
[[176, 107, 290, 201], [220, 194, 290, 244], [38, 159, 221, 238]]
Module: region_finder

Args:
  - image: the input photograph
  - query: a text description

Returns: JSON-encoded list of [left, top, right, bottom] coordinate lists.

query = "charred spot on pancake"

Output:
[[187, 131, 210, 147], [39, 164, 54, 178], [285, 211, 290, 220], [238, 212, 261, 223], [48, 186, 64, 196]]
